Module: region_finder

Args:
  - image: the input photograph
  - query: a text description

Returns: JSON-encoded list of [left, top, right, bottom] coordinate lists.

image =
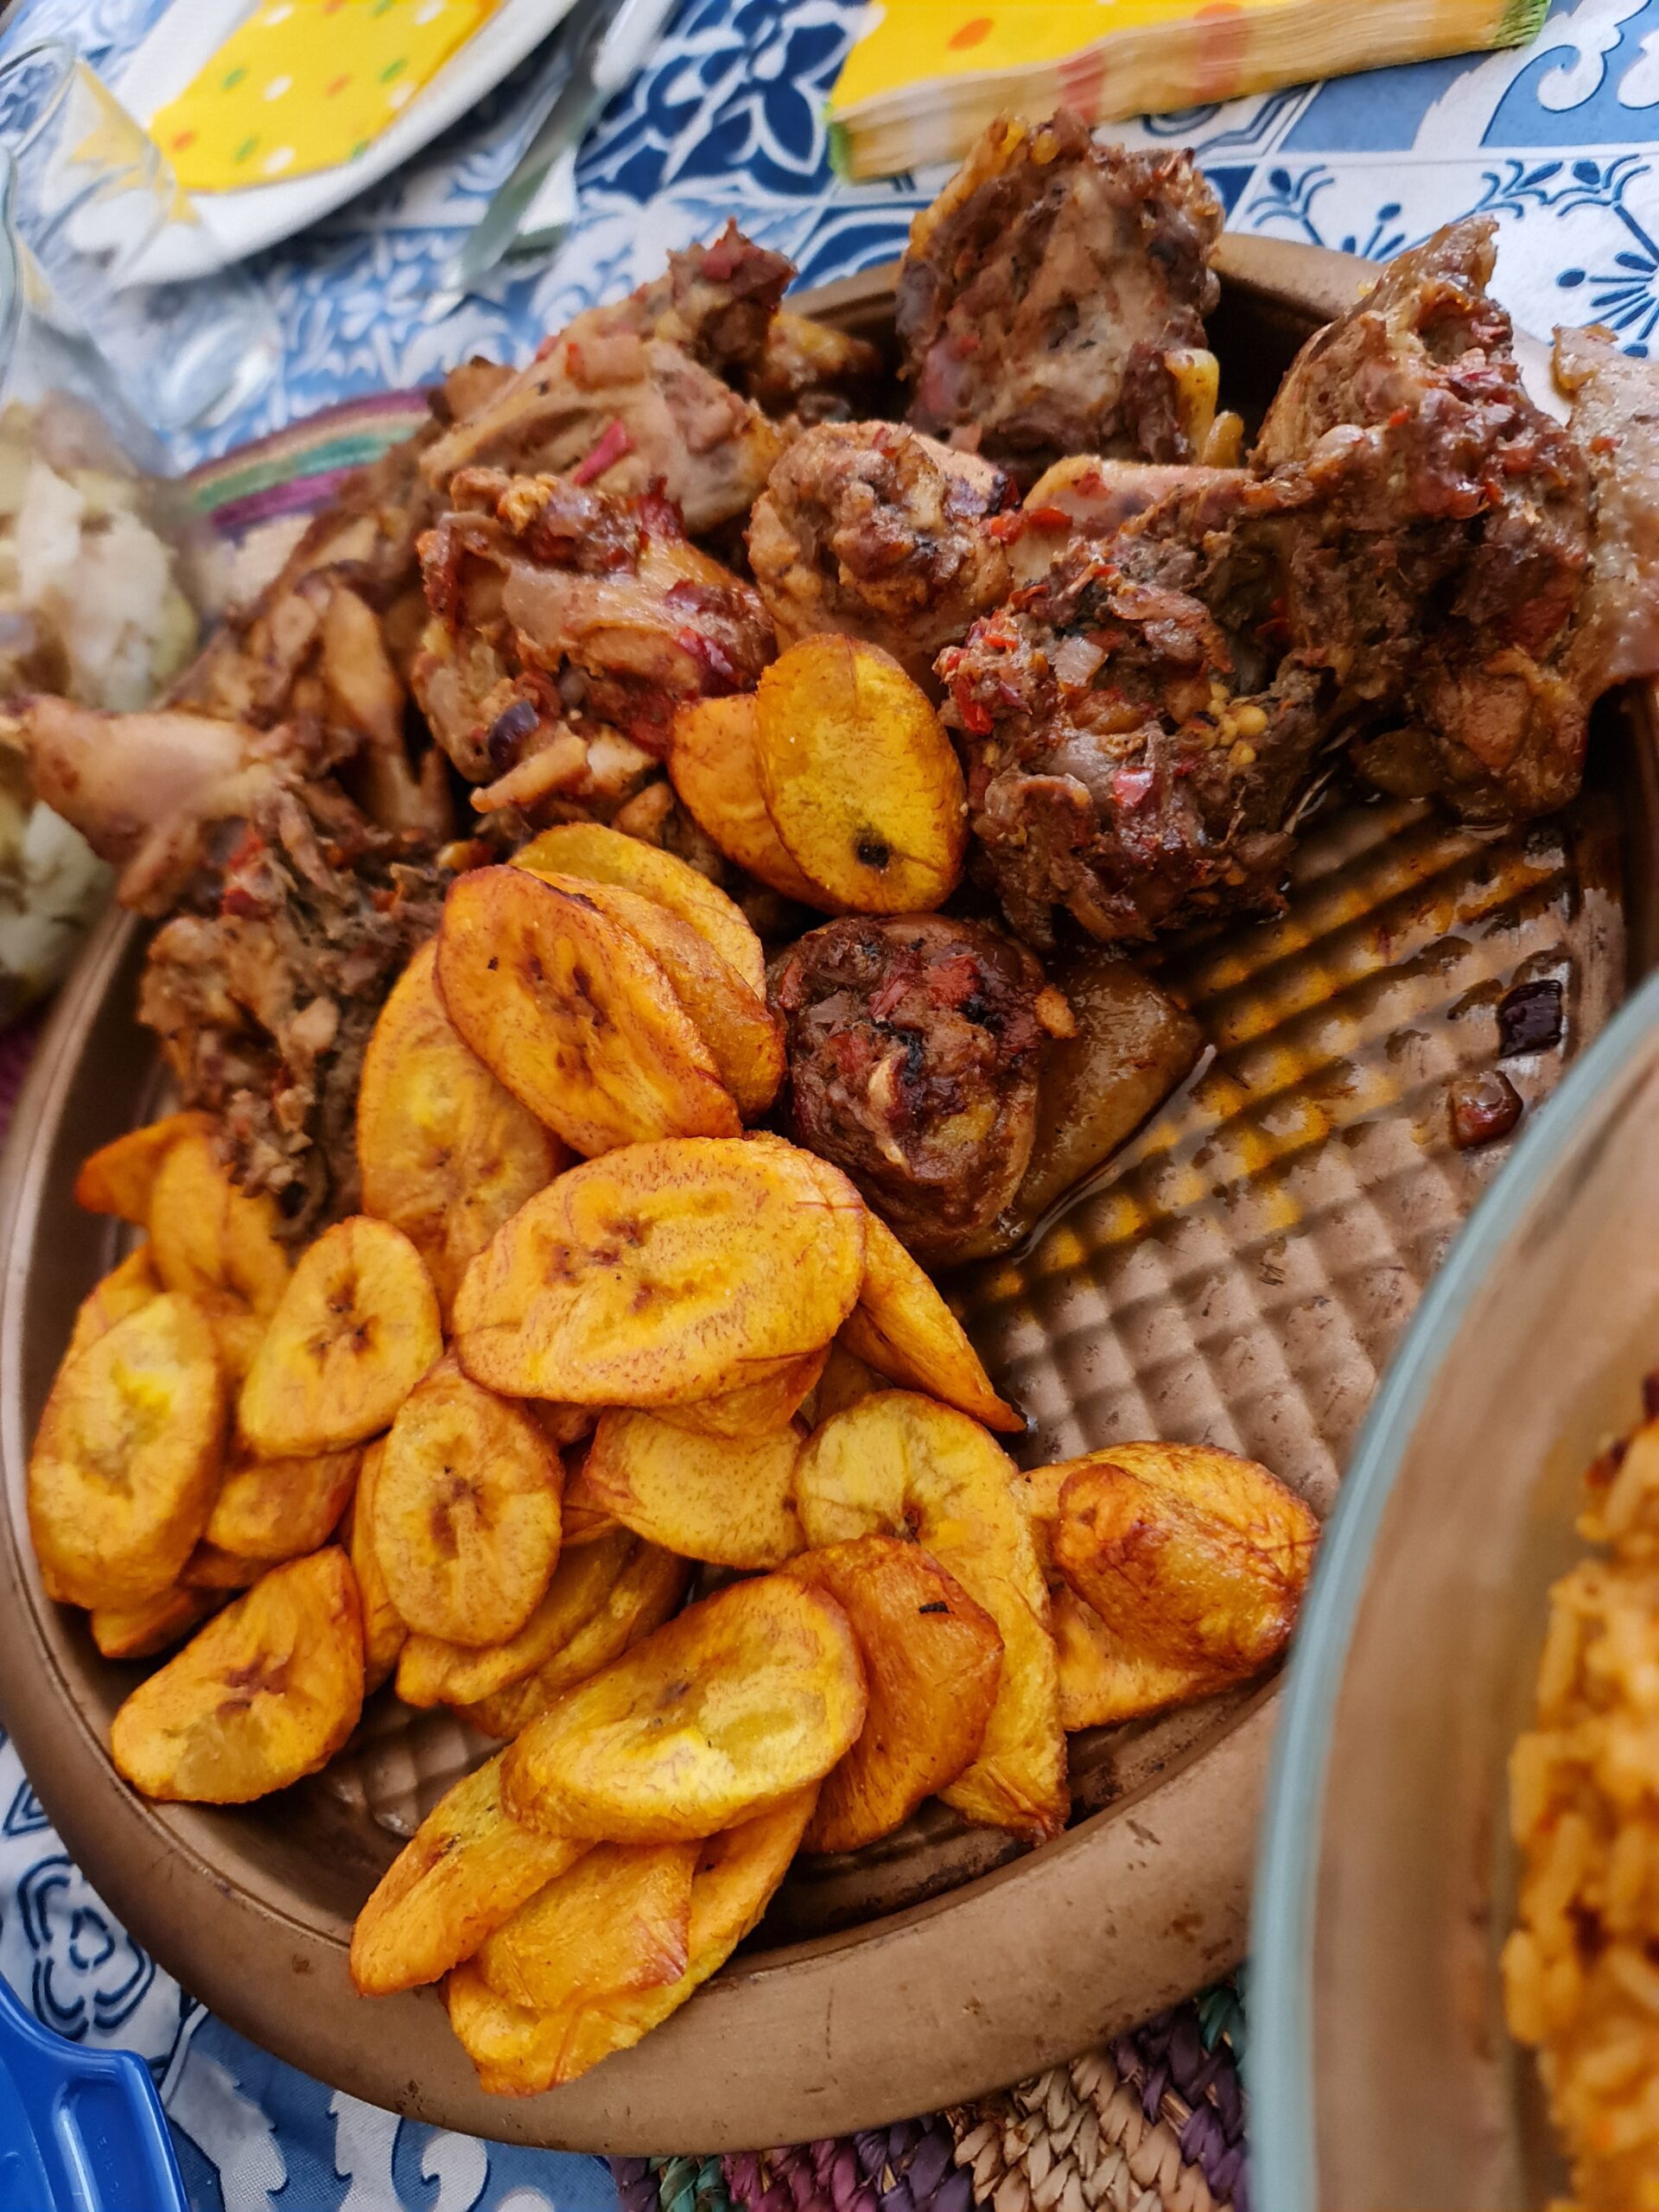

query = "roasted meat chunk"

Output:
[[943, 218, 1595, 948], [771, 912, 1069, 1262], [747, 423, 1014, 686], [140, 789, 444, 1232], [1554, 325, 1659, 697], [420, 225, 793, 535], [413, 468, 775, 816], [16, 694, 446, 1230], [896, 112, 1224, 477], [744, 310, 885, 429]]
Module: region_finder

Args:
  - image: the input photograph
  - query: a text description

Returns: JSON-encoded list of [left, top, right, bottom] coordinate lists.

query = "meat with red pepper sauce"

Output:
[[771, 913, 1072, 1263], [940, 218, 1594, 950], [748, 422, 1016, 688], [413, 467, 775, 818]]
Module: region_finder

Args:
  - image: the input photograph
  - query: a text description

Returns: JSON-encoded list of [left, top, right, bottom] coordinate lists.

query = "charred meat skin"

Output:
[[747, 422, 1015, 686], [413, 468, 775, 817], [771, 913, 1058, 1263], [943, 218, 1594, 950], [896, 111, 1224, 477]]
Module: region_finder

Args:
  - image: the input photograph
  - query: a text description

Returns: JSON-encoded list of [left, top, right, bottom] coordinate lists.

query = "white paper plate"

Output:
[[113, 0, 576, 282]]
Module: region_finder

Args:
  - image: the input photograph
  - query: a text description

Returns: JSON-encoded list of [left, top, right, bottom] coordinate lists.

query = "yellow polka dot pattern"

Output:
[[149, 0, 501, 194]]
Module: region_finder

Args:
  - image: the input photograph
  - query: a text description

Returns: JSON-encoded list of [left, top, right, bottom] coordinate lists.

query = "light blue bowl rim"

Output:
[[1250, 960, 1659, 2209]]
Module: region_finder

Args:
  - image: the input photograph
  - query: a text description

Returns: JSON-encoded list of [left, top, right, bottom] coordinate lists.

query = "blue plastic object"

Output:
[[0, 1974, 186, 2212]]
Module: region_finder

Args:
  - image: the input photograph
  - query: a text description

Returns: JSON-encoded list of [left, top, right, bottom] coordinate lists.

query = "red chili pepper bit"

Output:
[[572, 417, 636, 486]]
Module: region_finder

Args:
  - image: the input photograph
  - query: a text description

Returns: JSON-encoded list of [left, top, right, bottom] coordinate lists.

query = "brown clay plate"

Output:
[[0, 237, 1649, 2152]]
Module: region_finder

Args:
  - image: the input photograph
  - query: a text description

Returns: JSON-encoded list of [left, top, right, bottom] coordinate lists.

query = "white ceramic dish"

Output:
[[113, 0, 576, 281]]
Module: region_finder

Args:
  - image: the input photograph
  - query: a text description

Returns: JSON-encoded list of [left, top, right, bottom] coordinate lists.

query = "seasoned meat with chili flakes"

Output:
[[140, 785, 446, 1236], [748, 423, 1016, 686], [771, 913, 1071, 1263], [413, 467, 775, 818], [420, 223, 793, 536], [896, 111, 1224, 479], [16, 693, 448, 1233], [941, 218, 1595, 950]]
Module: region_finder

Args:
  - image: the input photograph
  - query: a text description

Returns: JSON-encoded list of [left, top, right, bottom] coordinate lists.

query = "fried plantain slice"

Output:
[[453, 1137, 864, 1408], [350, 1751, 588, 1998], [30, 1293, 226, 1609], [514, 822, 767, 997], [180, 1541, 266, 1592], [373, 1353, 562, 1647], [787, 1535, 1003, 1854], [238, 1217, 442, 1458], [581, 1409, 804, 1569], [461, 1541, 690, 1739], [530, 1402, 598, 1453], [436, 867, 740, 1157], [753, 638, 966, 913], [358, 939, 563, 1319], [1051, 1585, 1224, 1731], [445, 1787, 816, 2094], [795, 1391, 1066, 1840], [90, 1585, 222, 1661], [501, 1576, 866, 1843], [73, 1110, 214, 1224], [809, 1338, 884, 1425], [395, 1526, 634, 1711], [1048, 1444, 1319, 1676], [66, 1243, 162, 1363], [657, 1345, 829, 1440], [668, 695, 823, 905], [206, 1442, 360, 1563], [538, 873, 784, 1122], [149, 1132, 291, 1377], [476, 1840, 696, 2012], [347, 1438, 407, 1694], [110, 1548, 363, 1802], [841, 1212, 1021, 1434]]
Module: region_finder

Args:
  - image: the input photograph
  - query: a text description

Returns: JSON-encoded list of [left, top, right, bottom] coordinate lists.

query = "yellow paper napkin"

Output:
[[829, 0, 1548, 181], [149, 0, 501, 193]]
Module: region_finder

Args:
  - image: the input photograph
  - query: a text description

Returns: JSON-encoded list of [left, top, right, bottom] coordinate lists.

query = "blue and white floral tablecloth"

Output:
[[3, 0, 1659, 2202]]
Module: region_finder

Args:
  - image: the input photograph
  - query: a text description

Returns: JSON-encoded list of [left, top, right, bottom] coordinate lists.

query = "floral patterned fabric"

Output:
[[3, 0, 1659, 2203]]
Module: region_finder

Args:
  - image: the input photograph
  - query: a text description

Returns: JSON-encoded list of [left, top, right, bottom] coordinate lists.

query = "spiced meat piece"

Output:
[[747, 422, 1015, 686], [413, 468, 775, 817], [139, 784, 445, 1236], [743, 311, 886, 431], [896, 111, 1224, 477], [771, 912, 1060, 1263], [942, 218, 1595, 949], [419, 225, 794, 536]]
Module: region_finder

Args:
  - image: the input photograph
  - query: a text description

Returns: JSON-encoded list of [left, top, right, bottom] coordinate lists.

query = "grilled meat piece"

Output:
[[163, 380, 480, 844], [419, 225, 793, 535], [744, 310, 886, 430], [1554, 325, 1659, 697], [1004, 454, 1243, 585], [140, 785, 445, 1233], [15, 693, 445, 1230], [771, 912, 1068, 1262], [943, 218, 1594, 949], [896, 111, 1224, 478], [413, 468, 775, 817], [747, 422, 1015, 686]]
